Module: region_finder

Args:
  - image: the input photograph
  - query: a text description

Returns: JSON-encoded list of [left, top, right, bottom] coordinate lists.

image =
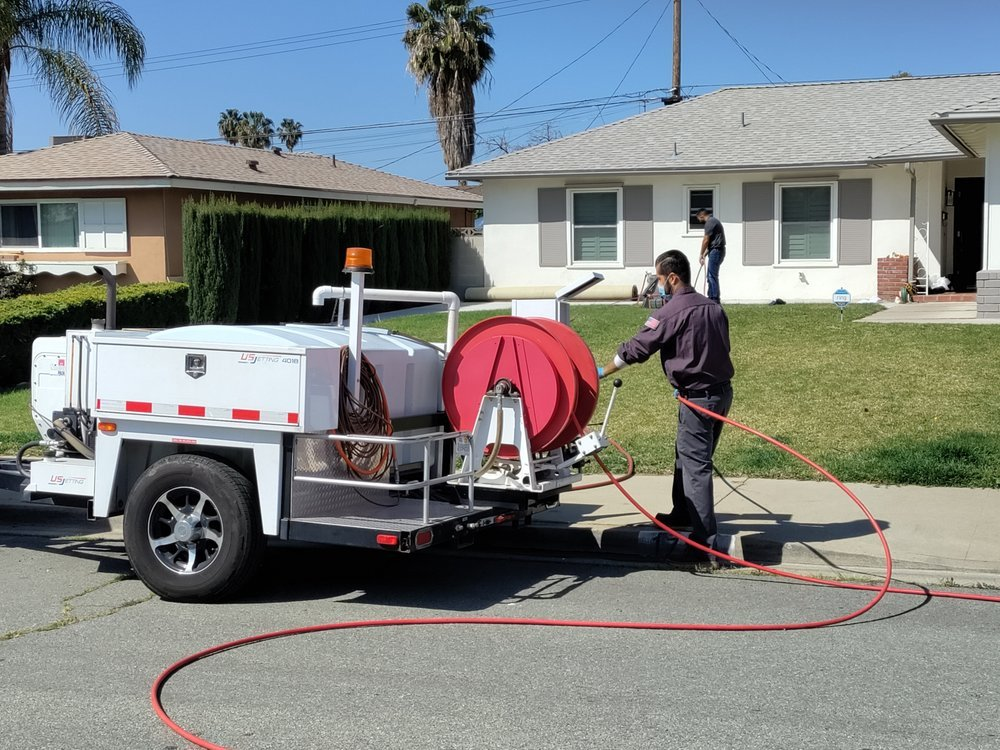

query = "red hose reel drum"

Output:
[[442, 316, 599, 453]]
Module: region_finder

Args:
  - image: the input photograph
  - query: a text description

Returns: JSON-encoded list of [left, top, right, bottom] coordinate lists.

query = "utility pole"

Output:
[[672, 0, 681, 101], [663, 0, 682, 105]]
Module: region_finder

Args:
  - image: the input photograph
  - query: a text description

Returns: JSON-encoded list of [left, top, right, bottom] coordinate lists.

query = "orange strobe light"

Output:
[[344, 247, 374, 274]]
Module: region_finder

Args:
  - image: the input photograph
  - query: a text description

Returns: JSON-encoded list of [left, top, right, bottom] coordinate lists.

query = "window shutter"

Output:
[[623, 185, 653, 267], [838, 179, 872, 265], [538, 188, 567, 268], [81, 198, 127, 251], [742, 182, 774, 266]]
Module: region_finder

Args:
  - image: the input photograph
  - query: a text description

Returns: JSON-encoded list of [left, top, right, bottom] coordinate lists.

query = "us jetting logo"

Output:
[[49, 476, 86, 486], [238, 353, 299, 365]]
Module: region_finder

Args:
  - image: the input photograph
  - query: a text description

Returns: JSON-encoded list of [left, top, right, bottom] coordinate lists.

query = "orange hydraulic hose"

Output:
[[151, 395, 999, 750]]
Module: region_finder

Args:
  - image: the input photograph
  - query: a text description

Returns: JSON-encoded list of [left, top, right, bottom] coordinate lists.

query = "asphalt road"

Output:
[[1, 534, 999, 750]]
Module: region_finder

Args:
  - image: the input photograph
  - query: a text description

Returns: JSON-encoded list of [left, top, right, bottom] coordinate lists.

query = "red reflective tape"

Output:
[[232, 409, 260, 421], [126, 401, 153, 413], [178, 404, 206, 417], [96, 399, 102, 409], [287, 412, 299, 424]]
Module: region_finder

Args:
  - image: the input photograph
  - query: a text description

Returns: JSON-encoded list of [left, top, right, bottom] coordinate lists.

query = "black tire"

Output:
[[123, 454, 264, 602]]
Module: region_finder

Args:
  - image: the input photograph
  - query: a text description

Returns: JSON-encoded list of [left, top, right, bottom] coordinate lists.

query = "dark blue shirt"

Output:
[[617, 286, 734, 391]]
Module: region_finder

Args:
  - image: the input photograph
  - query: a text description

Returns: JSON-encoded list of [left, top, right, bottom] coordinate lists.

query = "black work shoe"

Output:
[[654, 511, 693, 531]]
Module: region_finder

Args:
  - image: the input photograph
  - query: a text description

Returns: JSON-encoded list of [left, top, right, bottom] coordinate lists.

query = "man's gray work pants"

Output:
[[672, 385, 733, 552]]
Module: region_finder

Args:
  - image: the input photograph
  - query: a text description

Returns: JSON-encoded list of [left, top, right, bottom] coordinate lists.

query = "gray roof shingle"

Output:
[[0, 132, 481, 205], [450, 73, 1000, 178]]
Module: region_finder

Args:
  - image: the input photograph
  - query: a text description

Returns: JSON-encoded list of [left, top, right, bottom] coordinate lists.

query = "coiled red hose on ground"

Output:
[[151, 396, 1000, 750]]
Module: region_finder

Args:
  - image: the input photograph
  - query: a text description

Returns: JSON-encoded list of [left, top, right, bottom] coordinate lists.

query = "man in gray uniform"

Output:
[[599, 250, 734, 560], [697, 208, 725, 304]]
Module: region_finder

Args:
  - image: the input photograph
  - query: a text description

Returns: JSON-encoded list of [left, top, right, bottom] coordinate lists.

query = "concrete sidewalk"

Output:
[[484, 475, 1000, 588], [2, 475, 998, 588]]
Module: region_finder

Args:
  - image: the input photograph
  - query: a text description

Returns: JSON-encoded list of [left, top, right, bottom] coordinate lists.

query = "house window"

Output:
[[776, 183, 836, 263], [570, 189, 621, 264], [686, 186, 717, 233], [0, 199, 125, 251]]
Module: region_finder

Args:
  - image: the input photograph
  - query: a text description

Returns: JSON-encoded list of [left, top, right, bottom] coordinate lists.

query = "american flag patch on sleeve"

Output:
[[644, 316, 660, 330]]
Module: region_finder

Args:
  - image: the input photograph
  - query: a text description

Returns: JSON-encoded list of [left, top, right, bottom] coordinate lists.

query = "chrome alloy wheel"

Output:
[[147, 486, 224, 575]]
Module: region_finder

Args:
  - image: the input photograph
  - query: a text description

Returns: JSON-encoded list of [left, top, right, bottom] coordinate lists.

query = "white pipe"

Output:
[[312, 285, 461, 354], [347, 273, 365, 401]]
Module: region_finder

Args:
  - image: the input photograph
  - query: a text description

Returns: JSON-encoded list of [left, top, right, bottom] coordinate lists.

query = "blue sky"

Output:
[[8, 0, 1000, 183]]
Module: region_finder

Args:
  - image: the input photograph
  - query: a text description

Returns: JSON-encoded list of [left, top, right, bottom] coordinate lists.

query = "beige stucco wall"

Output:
[[2, 188, 169, 292], [3, 186, 477, 291]]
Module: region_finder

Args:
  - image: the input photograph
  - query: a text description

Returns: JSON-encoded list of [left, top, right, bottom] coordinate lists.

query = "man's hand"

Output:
[[699, 254, 707, 266]]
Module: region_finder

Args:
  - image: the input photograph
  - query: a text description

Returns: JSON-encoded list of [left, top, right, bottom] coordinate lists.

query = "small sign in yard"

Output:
[[832, 288, 851, 321]]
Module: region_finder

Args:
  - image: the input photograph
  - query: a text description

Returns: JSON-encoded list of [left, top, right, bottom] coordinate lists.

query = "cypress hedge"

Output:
[[0, 282, 188, 387], [182, 198, 453, 324]]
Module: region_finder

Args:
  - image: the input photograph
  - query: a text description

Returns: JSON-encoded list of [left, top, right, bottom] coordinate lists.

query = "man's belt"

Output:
[[677, 381, 731, 399]]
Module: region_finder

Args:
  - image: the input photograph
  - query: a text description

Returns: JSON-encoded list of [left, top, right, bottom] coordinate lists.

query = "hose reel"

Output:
[[442, 316, 599, 456]]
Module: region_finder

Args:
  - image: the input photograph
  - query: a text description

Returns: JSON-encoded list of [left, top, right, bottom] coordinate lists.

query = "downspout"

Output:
[[905, 162, 916, 285]]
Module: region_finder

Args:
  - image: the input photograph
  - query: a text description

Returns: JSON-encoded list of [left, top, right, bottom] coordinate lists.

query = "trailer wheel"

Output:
[[123, 454, 264, 602]]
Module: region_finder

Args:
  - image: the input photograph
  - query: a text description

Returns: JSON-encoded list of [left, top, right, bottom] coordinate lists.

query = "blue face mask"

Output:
[[657, 284, 666, 298]]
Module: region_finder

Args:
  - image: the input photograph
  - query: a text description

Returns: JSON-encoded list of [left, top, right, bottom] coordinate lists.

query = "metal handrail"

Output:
[[293, 428, 475, 523]]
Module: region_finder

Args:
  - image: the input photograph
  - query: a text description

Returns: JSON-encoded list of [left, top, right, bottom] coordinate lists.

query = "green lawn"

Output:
[[381, 303, 1000, 488], [3, 303, 999, 488]]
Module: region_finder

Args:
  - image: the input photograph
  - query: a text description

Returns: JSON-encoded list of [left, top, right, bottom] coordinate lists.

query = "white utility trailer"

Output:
[[3, 260, 611, 601]]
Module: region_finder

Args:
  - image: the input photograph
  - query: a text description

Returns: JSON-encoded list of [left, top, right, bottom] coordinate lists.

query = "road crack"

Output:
[[0, 574, 153, 642]]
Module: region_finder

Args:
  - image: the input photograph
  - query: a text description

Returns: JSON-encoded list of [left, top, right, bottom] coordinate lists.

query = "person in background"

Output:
[[597, 250, 735, 561], [697, 208, 725, 304]]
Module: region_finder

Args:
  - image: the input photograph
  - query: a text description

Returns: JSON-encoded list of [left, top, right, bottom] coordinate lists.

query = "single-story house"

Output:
[[448, 72, 1000, 318], [0, 133, 482, 292]]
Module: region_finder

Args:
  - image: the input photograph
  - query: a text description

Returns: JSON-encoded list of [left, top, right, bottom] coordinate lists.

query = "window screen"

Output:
[[1, 205, 39, 246], [780, 185, 831, 261], [572, 191, 618, 263]]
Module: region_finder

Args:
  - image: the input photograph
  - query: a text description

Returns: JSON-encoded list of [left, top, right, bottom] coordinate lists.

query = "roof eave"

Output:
[[448, 157, 958, 180], [928, 111, 1000, 158], [0, 175, 482, 207]]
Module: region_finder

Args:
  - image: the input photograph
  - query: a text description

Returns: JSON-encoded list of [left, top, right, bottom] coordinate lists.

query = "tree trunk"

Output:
[[0, 47, 12, 155]]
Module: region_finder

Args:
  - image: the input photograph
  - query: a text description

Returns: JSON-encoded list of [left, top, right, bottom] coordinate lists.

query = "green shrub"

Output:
[[0, 281, 188, 387], [182, 197, 452, 325]]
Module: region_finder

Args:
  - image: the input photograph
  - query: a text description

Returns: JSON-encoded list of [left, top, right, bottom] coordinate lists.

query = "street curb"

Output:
[[479, 523, 1000, 587]]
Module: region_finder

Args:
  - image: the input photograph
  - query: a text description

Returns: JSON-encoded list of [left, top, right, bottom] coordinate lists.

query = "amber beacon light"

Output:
[[344, 247, 374, 274]]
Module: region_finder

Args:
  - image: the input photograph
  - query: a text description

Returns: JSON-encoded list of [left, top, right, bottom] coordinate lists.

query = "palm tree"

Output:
[[218, 108, 243, 145], [238, 111, 273, 149], [277, 118, 302, 152], [403, 0, 494, 172], [0, 0, 145, 155]]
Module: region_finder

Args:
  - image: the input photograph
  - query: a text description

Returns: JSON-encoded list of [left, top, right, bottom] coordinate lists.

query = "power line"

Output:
[[375, 0, 655, 171], [585, 0, 670, 130], [8, 0, 591, 88], [693, 0, 785, 84]]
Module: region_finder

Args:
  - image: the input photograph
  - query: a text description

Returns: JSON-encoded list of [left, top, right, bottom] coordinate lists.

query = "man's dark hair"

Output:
[[654, 249, 691, 284], [696, 208, 712, 217]]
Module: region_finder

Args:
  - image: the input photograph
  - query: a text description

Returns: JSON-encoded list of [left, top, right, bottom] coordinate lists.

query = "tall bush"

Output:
[[0, 282, 188, 387], [182, 198, 452, 324]]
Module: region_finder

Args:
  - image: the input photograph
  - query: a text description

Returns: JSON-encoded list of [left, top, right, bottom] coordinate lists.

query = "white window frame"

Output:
[[773, 181, 838, 267], [683, 185, 719, 236], [566, 187, 623, 268], [0, 198, 127, 253]]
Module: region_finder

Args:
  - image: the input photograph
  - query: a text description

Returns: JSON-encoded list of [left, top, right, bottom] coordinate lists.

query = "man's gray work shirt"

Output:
[[616, 286, 734, 391], [704, 216, 726, 251]]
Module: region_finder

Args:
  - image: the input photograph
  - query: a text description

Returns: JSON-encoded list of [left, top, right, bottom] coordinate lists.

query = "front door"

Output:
[[952, 177, 984, 291]]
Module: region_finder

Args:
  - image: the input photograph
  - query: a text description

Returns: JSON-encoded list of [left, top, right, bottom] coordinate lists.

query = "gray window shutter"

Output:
[[742, 182, 774, 266], [623, 185, 653, 267], [538, 188, 567, 268], [838, 179, 872, 265]]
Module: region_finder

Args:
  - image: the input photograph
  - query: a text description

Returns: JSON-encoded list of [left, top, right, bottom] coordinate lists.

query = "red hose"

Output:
[[571, 437, 635, 490], [151, 395, 1000, 750]]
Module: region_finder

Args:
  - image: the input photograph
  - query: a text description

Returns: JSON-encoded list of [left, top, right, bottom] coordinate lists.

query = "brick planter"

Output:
[[977, 270, 1000, 319], [877, 255, 909, 301]]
